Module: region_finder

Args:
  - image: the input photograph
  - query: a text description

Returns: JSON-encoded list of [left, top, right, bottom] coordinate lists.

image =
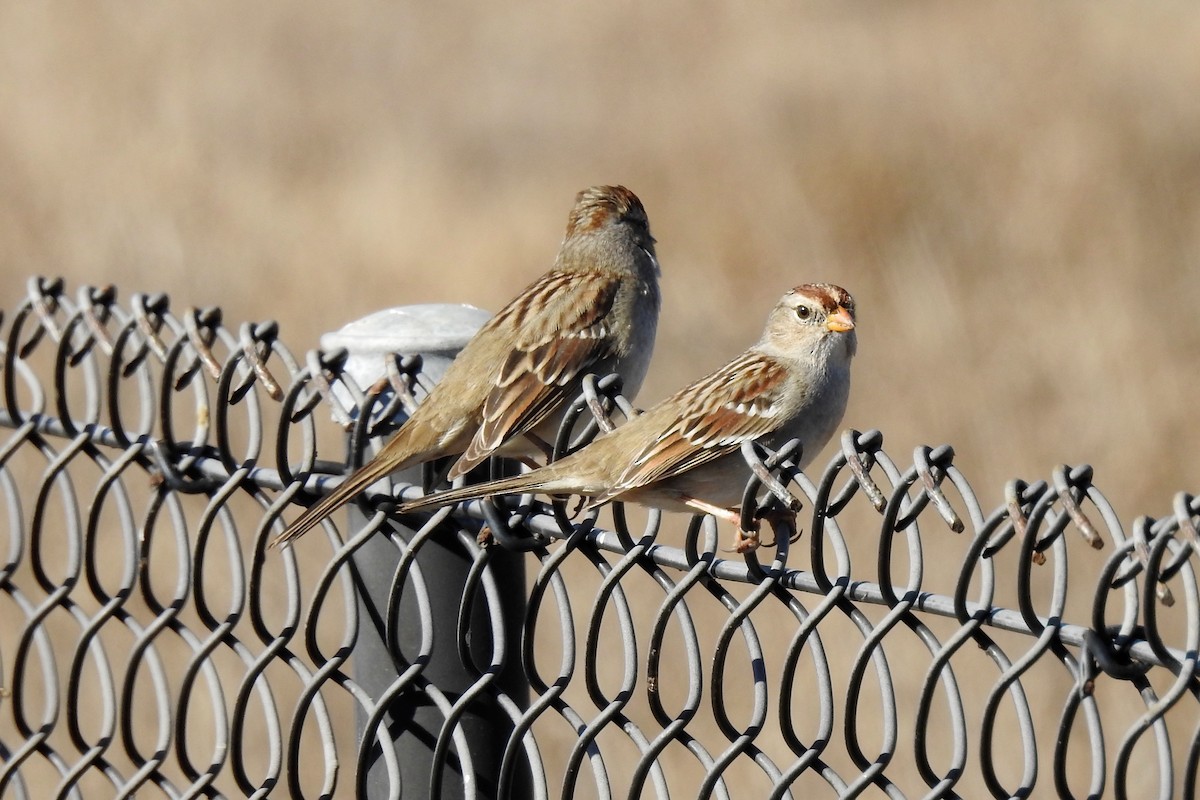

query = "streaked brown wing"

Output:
[[589, 352, 790, 505], [450, 270, 619, 476]]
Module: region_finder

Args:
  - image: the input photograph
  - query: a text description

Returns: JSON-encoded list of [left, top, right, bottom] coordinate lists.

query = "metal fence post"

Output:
[[323, 305, 530, 799]]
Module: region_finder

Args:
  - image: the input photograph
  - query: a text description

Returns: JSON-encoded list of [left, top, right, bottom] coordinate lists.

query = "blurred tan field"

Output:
[[2, 2, 1199, 797]]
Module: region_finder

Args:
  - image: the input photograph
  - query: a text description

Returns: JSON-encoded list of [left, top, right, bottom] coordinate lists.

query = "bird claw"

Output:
[[734, 529, 762, 553], [719, 507, 802, 553], [755, 507, 801, 549], [569, 495, 588, 519], [720, 521, 762, 554]]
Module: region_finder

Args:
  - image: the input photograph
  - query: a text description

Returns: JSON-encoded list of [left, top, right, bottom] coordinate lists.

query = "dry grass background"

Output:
[[2, 2, 1199, 797]]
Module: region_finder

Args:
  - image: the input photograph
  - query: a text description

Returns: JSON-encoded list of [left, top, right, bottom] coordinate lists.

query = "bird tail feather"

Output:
[[399, 470, 567, 514], [272, 451, 409, 548]]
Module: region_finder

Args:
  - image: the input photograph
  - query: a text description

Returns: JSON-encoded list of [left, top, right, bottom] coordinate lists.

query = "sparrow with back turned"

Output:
[[272, 185, 661, 547]]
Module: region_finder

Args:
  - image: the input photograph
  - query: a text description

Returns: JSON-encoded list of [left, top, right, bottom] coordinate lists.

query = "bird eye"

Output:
[[795, 305, 812, 320]]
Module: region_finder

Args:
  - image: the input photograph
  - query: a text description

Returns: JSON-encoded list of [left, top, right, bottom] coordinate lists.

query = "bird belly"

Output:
[[623, 455, 752, 515]]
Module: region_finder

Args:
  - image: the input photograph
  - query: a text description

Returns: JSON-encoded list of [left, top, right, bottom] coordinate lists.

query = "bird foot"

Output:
[[754, 507, 801, 549], [731, 527, 762, 553], [716, 520, 762, 553]]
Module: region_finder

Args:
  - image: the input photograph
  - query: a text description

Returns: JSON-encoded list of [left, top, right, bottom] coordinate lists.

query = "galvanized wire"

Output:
[[1, 277, 1198, 799]]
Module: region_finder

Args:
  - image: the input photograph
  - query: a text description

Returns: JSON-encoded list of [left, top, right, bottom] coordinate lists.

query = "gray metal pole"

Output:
[[323, 305, 530, 799]]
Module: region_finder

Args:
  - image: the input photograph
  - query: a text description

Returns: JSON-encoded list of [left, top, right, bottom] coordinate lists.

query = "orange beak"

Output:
[[825, 306, 855, 333]]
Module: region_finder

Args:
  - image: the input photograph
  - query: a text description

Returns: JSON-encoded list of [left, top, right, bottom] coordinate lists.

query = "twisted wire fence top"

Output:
[[0, 277, 1197, 799]]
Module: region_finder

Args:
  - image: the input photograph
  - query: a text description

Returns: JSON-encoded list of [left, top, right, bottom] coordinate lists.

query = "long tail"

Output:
[[271, 454, 410, 548], [398, 470, 570, 515]]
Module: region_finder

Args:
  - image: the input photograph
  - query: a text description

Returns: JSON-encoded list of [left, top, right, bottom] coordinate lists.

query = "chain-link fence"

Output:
[[1, 277, 1197, 799]]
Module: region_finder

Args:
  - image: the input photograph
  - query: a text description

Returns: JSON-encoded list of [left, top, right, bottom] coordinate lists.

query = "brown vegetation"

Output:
[[2, 3, 1197, 796]]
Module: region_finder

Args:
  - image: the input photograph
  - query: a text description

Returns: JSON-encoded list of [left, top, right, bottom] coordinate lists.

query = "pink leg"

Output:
[[681, 497, 761, 553]]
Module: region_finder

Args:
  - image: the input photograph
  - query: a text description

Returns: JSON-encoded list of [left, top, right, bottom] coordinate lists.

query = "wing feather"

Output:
[[587, 352, 790, 505], [449, 270, 619, 477]]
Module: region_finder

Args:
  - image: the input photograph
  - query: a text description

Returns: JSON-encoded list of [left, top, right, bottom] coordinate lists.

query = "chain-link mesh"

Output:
[[1, 277, 1197, 799]]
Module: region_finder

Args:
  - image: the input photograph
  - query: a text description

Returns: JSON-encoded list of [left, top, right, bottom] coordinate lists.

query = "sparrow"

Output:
[[272, 185, 661, 547], [399, 283, 857, 552]]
